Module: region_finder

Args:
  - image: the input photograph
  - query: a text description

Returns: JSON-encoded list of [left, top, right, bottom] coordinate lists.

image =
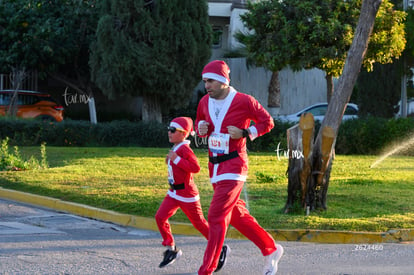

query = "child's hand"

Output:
[[167, 151, 178, 162]]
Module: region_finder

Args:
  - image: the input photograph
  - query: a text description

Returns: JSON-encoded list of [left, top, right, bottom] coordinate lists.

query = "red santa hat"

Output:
[[170, 117, 195, 136], [202, 60, 230, 85]]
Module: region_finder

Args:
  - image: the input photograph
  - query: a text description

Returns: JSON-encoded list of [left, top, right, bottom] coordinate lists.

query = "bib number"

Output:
[[208, 133, 230, 154]]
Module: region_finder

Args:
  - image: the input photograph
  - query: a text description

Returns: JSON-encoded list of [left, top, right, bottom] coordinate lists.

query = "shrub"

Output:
[[336, 117, 414, 155], [0, 137, 48, 171], [247, 119, 295, 152], [0, 119, 170, 147], [0, 117, 412, 155]]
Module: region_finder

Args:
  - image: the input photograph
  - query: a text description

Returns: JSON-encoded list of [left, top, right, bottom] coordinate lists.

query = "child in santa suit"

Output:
[[155, 117, 228, 271]]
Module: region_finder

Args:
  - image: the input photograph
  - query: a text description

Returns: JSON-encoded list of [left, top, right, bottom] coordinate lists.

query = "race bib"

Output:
[[167, 162, 174, 184], [208, 133, 230, 154]]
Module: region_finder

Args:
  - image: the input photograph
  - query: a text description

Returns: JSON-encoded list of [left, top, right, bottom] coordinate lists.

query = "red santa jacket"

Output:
[[195, 87, 274, 183], [166, 140, 201, 202]]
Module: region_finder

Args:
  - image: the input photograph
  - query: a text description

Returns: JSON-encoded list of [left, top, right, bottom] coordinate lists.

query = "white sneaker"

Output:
[[263, 244, 284, 275]]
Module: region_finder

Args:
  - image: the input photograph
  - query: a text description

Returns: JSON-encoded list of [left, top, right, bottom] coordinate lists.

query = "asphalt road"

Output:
[[0, 198, 413, 275]]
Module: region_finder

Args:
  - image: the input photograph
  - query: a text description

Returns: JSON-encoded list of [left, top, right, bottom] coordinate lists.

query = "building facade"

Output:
[[207, 0, 328, 117]]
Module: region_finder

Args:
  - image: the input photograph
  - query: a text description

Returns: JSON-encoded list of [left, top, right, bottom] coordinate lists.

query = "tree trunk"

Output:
[[284, 113, 314, 214], [7, 68, 26, 117], [285, 0, 383, 214], [268, 71, 280, 107], [325, 74, 334, 103], [142, 93, 162, 122]]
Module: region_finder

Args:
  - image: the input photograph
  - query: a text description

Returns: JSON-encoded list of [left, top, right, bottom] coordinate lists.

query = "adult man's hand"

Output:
[[198, 121, 210, 136], [227, 126, 246, 139]]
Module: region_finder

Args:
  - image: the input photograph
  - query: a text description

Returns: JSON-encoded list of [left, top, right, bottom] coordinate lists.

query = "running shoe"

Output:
[[214, 244, 230, 272], [159, 248, 182, 268], [263, 244, 284, 275]]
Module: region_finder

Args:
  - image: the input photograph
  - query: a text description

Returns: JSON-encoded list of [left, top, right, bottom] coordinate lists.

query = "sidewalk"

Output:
[[1, 187, 413, 244]]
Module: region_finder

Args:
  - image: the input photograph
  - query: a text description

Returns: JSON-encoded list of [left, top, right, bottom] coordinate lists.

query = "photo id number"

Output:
[[353, 244, 383, 251]]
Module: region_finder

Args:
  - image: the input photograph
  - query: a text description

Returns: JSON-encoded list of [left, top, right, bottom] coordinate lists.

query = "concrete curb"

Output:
[[1, 187, 412, 244]]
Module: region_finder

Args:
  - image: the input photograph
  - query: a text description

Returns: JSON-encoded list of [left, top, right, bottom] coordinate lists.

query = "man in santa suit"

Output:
[[195, 60, 284, 275]]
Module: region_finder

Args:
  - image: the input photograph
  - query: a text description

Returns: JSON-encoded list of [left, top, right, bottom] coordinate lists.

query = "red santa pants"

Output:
[[198, 180, 276, 275], [155, 195, 209, 247]]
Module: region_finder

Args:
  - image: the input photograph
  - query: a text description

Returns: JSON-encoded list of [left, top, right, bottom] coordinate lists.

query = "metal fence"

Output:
[[0, 72, 38, 91]]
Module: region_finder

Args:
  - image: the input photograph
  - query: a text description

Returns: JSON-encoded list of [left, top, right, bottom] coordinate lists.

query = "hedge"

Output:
[[336, 116, 414, 155], [1, 117, 413, 155], [0, 119, 170, 148]]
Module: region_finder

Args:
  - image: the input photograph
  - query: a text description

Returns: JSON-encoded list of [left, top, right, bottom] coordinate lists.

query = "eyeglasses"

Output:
[[167, 127, 185, 133]]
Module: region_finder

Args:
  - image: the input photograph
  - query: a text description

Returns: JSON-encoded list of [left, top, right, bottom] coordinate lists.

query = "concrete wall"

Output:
[[279, 68, 327, 114], [223, 58, 327, 117]]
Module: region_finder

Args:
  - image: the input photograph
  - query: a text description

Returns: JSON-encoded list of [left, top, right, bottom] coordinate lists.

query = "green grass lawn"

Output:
[[0, 146, 413, 232]]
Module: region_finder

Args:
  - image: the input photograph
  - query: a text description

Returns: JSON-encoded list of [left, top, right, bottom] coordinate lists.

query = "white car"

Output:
[[278, 102, 359, 123], [395, 98, 414, 118]]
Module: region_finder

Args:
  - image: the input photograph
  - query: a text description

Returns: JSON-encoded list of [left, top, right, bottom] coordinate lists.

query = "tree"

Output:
[[48, 0, 100, 124], [237, 0, 406, 102], [354, 60, 402, 118], [0, 0, 99, 122], [305, 0, 384, 212], [355, 4, 414, 118], [239, 0, 394, 213], [90, 0, 212, 122], [406, 8, 414, 70]]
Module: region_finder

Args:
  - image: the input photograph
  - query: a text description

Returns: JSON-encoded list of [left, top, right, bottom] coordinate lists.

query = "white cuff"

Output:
[[173, 156, 181, 165], [248, 126, 258, 140]]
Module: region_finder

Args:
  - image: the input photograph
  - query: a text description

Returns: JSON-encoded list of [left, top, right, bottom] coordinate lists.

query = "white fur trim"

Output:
[[248, 126, 258, 140], [202, 72, 229, 85], [170, 121, 185, 131], [167, 190, 200, 203], [173, 156, 181, 165], [210, 173, 247, 183]]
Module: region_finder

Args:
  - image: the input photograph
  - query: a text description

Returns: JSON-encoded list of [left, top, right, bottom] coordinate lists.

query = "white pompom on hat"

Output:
[[170, 117, 195, 136], [202, 60, 230, 85]]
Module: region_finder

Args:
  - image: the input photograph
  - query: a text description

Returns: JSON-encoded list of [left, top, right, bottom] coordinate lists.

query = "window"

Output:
[[0, 93, 11, 106], [18, 94, 39, 105], [345, 106, 358, 115], [212, 26, 223, 48], [308, 106, 327, 116]]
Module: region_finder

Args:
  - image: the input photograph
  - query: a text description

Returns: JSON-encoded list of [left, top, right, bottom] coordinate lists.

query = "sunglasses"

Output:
[[167, 127, 185, 133]]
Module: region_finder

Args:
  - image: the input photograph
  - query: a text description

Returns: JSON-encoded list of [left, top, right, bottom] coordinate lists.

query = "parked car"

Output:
[[0, 89, 64, 122], [278, 102, 359, 123], [395, 98, 414, 118]]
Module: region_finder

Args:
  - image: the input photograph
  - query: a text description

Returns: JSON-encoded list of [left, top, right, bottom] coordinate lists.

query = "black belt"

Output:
[[169, 182, 185, 190], [209, 151, 239, 164]]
